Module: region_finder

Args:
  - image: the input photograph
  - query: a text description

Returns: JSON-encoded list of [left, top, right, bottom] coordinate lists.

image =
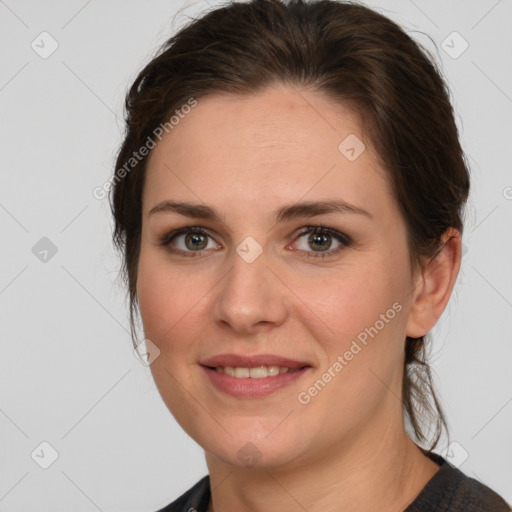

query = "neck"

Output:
[[204, 406, 440, 512]]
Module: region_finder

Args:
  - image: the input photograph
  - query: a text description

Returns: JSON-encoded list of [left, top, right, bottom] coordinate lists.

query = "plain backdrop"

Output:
[[1, 0, 511, 510]]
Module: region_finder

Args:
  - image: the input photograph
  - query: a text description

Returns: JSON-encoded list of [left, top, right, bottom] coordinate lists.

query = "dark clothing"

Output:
[[156, 452, 510, 511]]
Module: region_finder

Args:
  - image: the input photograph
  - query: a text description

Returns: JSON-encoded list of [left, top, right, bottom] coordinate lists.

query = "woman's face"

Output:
[[137, 83, 420, 469]]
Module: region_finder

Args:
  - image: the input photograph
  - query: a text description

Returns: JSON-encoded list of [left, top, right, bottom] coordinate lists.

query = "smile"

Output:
[[213, 365, 303, 378], [201, 365, 312, 398]]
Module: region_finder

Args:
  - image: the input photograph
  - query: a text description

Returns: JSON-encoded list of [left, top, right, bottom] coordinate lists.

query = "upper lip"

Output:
[[200, 354, 311, 369]]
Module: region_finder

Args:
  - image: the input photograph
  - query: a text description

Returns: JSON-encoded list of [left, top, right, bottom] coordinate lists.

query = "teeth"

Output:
[[235, 367, 250, 378], [215, 365, 302, 378], [248, 366, 267, 378]]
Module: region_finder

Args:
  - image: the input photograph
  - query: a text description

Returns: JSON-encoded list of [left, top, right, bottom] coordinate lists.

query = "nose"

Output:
[[211, 247, 289, 335]]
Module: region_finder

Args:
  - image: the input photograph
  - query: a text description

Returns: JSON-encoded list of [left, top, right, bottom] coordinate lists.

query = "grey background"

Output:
[[1, 0, 511, 510]]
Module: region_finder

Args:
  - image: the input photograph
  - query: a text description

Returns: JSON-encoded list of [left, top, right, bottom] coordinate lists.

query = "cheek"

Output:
[[292, 258, 408, 354], [136, 248, 219, 374], [290, 259, 409, 417], [136, 250, 191, 349], [136, 251, 206, 426]]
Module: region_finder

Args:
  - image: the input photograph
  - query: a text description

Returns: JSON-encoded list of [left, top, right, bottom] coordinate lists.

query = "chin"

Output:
[[207, 443, 303, 470], [200, 424, 311, 470]]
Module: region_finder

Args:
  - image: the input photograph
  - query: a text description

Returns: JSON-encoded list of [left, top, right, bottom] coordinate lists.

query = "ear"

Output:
[[406, 228, 462, 338]]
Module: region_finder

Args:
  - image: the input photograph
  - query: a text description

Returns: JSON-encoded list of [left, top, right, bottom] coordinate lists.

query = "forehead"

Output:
[[143, 84, 390, 220]]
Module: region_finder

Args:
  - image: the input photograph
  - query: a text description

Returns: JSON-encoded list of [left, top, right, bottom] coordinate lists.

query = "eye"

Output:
[[159, 227, 219, 258], [291, 225, 351, 259]]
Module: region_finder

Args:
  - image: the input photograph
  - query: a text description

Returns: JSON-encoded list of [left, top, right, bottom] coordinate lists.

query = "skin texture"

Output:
[[137, 83, 461, 511]]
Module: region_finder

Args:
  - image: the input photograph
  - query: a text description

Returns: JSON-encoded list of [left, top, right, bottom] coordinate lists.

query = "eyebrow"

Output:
[[148, 199, 372, 223]]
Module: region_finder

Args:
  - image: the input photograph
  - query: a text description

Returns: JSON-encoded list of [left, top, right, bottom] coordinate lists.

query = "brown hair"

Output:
[[110, 0, 470, 451]]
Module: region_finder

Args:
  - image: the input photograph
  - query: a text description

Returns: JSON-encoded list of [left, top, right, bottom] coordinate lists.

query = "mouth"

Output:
[[199, 354, 313, 398], [199, 353, 312, 371], [203, 364, 309, 378]]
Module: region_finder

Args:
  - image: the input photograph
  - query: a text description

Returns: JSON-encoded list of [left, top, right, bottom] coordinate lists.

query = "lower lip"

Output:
[[201, 366, 311, 398]]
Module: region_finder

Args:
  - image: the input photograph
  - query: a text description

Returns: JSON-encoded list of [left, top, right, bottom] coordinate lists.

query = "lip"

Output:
[[199, 353, 311, 370], [201, 365, 312, 398], [199, 353, 313, 398]]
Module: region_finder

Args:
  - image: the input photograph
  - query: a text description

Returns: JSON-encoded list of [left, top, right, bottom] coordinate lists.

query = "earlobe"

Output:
[[406, 228, 462, 338]]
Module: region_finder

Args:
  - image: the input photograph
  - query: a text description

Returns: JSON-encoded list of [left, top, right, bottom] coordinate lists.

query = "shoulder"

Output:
[[154, 475, 210, 512], [406, 454, 511, 512]]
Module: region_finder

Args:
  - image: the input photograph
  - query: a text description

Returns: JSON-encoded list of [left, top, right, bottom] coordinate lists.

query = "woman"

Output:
[[110, 0, 511, 510]]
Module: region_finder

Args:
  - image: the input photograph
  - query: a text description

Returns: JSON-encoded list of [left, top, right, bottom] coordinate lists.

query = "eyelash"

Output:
[[158, 225, 352, 260]]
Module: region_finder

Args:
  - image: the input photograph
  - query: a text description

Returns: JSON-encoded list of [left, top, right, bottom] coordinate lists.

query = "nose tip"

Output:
[[211, 254, 288, 334]]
